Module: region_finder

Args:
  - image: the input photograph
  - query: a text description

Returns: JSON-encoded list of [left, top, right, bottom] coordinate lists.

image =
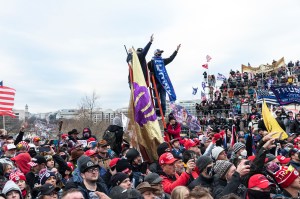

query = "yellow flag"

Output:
[[262, 100, 288, 140], [127, 50, 163, 161]]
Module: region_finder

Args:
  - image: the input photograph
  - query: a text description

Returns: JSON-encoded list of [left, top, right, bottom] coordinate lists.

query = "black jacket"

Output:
[[127, 42, 152, 84], [290, 120, 300, 135], [212, 172, 244, 199], [188, 174, 214, 191]]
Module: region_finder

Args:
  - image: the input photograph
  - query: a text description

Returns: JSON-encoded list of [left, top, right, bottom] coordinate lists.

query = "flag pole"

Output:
[[2, 116, 5, 130]]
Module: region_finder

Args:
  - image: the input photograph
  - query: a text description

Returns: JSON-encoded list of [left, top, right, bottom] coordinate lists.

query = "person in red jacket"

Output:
[[165, 114, 181, 141], [159, 152, 195, 194]]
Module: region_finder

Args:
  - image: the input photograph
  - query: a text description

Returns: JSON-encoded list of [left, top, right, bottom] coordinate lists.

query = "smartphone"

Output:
[[39, 146, 50, 152]]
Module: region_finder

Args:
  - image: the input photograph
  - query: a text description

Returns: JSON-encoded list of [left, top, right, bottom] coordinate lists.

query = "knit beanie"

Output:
[[214, 160, 233, 178], [233, 142, 246, 153], [39, 169, 56, 185], [211, 146, 225, 160], [196, 156, 213, 173], [110, 172, 129, 187], [2, 180, 22, 197], [9, 171, 26, 182]]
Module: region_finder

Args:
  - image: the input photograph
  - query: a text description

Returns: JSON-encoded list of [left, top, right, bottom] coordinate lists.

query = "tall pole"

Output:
[[2, 116, 5, 130]]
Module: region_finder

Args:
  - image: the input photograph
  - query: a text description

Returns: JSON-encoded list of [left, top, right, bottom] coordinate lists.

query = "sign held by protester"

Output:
[[271, 85, 300, 105]]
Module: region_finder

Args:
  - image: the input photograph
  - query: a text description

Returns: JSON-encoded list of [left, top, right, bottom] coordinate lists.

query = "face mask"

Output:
[[83, 132, 90, 138], [206, 166, 213, 176], [266, 162, 280, 174], [241, 150, 247, 158], [247, 189, 270, 199]]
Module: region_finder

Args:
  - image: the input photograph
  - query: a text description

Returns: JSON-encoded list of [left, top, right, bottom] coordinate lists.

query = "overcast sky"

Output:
[[1, 0, 300, 113]]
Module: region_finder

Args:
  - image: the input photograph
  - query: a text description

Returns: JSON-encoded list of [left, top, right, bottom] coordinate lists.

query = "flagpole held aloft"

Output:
[[2, 116, 5, 130]]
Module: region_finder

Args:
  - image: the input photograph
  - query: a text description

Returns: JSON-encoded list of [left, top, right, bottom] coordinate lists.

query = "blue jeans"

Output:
[[155, 84, 166, 117]]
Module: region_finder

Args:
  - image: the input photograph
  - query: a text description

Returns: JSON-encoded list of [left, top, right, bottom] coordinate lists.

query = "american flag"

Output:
[[0, 83, 16, 118], [202, 63, 208, 69], [206, 55, 212, 62], [201, 91, 206, 101]]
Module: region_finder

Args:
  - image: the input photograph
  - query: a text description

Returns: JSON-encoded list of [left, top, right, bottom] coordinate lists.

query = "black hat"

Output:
[[144, 172, 162, 184], [196, 156, 213, 173], [168, 114, 176, 121], [109, 186, 128, 199], [289, 148, 299, 157], [68, 129, 79, 135], [116, 159, 132, 173], [31, 155, 47, 165], [265, 153, 276, 163], [157, 142, 170, 157], [77, 155, 97, 173], [110, 172, 129, 187], [39, 183, 60, 196], [126, 148, 140, 163]]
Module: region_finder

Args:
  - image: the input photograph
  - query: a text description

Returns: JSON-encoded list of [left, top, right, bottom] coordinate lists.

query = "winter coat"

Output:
[[160, 171, 192, 194], [212, 172, 245, 199], [188, 174, 214, 191], [166, 122, 181, 140], [290, 120, 300, 135]]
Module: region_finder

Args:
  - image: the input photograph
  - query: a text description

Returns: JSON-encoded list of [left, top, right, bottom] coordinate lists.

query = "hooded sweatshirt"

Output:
[[2, 180, 23, 198], [11, 152, 31, 174]]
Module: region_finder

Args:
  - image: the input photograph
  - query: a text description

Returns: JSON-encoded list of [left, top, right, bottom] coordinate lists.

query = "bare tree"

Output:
[[78, 90, 99, 127]]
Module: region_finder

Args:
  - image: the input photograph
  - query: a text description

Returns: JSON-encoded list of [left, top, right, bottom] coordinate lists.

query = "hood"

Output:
[[112, 116, 122, 127], [107, 125, 122, 132], [2, 180, 22, 197], [11, 152, 31, 175]]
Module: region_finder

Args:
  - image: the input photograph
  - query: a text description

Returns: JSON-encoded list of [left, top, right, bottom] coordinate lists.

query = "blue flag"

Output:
[[192, 87, 198, 95], [201, 82, 206, 90], [0, 81, 2, 86], [152, 57, 177, 101]]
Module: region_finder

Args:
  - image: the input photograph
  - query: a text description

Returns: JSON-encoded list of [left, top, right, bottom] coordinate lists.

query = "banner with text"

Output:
[[271, 85, 300, 105]]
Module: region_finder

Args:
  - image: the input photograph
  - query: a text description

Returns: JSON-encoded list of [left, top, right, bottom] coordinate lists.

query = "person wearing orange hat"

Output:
[[159, 152, 195, 194], [32, 136, 41, 147], [274, 166, 300, 198]]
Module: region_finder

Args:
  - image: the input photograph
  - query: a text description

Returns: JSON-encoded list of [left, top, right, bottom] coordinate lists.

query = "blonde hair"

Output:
[[171, 186, 190, 199], [188, 186, 213, 199]]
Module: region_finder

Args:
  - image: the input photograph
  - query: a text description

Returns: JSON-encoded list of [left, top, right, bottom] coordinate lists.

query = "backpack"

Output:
[[103, 130, 117, 150]]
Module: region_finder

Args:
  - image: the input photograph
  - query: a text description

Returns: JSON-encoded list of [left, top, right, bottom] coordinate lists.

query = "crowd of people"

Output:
[[0, 107, 300, 199], [2, 33, 300, 199], [196, 59, 300, 120]]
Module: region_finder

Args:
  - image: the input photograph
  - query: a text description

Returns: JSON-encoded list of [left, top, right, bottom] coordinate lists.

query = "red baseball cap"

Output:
[[277, 155, 291, 165], [248, 174, 271, 189], [184, 139, 197, 150], [109, 158, 120, 168], [87, 137, 96, 143], [84, 150, 96, 157], [247, 155, 256, 162], [159, 152, 177, 165]]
